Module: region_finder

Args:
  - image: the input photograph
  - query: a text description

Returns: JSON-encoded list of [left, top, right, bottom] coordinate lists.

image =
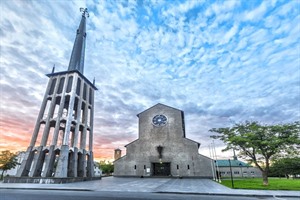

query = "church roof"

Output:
[[184, 138, 200, 148], [124, 139, 138, 147], [137, 103, 183, 117], [216, 159, 251, 167]]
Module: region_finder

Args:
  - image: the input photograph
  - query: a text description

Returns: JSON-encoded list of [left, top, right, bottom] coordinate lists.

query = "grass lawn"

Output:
[[220, 178, 300, 190]]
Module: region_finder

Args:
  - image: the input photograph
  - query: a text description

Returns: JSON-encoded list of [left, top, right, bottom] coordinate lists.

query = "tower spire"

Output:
[[68, 8, 89, 74]]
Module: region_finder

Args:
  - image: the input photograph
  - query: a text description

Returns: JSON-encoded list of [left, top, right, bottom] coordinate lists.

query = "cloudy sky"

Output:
[[1, 0, 299, 161]]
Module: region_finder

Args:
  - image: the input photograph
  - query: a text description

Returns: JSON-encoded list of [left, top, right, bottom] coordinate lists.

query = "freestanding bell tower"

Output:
[[16, 8, 97, 180]]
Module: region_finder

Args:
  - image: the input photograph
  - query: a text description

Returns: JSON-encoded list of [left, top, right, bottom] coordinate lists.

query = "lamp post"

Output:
[[212, 141, 221, 182], [209, 144, 216, 181], [228, 159, 234, 189], [239, 163, 243, 178]]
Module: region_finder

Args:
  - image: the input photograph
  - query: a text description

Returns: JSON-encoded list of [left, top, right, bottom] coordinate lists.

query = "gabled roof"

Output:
[[124, 139, 138, 147], [216, 159, 251, 167], [184, 138, 200, 149], [137, 103, 183, 117]]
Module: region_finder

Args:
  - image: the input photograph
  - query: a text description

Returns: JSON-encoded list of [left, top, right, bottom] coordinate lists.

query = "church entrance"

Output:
[[152, 162, 171, 176]]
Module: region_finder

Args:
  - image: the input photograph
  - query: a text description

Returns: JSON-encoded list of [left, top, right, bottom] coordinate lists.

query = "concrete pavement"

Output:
[[0, 177, 299, 198]]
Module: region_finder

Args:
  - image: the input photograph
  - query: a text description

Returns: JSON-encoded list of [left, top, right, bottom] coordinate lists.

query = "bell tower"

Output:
[[16, 8, 97, 179], [114, 148, 122, 160]]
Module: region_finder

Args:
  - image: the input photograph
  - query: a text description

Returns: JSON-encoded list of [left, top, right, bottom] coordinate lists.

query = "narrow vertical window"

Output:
[[181, 111, 186, 137], [89, 88, 92, 104], [187, 165, 190, 170], [57, 77, 65, 94], [74, 97, 79, 119], [83, 84, 87, 100], [76, 78, 81, 95], [66, 76, 73, 93], [81, 102, 86, 123], [49, 78, 57, 95]]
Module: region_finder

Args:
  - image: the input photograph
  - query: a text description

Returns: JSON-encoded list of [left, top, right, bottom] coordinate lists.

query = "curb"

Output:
[[155, 191, 300, 198], [0, 187, 92, 191], [1, 187, 299, 198]]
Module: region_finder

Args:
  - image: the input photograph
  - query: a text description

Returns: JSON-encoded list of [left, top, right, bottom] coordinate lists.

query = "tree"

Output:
[[0, 150, 20, 179], [269, 157, 300, 178], [99, 160, 114, 175], [210, 121, 300, 186]]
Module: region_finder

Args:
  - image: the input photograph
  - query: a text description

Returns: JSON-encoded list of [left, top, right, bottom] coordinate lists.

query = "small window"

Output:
[[144, 165, 146, 169], [177, 165, 179, 170], [134, 165, 136, 170], [187, 165, 190, 170], [234, 171, 239, 174]]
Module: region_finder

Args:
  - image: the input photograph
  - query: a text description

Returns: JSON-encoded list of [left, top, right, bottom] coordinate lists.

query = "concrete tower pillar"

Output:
[[16, 76, 53, 177]]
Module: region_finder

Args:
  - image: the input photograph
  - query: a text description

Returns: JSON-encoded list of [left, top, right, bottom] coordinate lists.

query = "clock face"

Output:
[[152, 115, 168, 127]]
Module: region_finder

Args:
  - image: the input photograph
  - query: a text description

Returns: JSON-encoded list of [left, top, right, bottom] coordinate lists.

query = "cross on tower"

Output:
[[80, 7, 89, 18]]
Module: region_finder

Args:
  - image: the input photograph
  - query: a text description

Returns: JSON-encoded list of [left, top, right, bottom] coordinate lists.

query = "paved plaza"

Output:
[[0, 177, 299, 198]]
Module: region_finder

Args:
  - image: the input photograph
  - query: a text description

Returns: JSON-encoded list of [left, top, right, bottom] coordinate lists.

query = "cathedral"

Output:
[[114, 103, 213, 178]]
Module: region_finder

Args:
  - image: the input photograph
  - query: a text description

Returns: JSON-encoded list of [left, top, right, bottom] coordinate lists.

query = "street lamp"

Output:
[[239, 163, 243, 178], [228, 159, 234, 189]]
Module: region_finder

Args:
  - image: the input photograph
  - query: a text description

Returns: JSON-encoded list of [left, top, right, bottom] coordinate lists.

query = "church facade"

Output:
[[114, 103, 213, 178]]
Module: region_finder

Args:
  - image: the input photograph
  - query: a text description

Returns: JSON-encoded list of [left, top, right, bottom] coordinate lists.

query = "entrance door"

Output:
[[152, 163, 171, 176]]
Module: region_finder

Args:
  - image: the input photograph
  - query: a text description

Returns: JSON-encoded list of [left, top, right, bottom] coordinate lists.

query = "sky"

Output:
[[0, 0, 299, 162]]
